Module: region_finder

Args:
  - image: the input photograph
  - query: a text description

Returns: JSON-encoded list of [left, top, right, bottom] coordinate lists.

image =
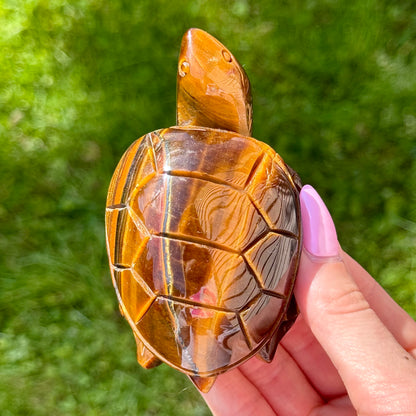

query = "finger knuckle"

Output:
[[324, 286, 371, 317]]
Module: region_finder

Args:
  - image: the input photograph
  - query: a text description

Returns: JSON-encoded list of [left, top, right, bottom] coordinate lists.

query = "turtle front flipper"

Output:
[[134, 334, 162, 369], [257, 297, 299, 363], [189, 375, 217, 393]]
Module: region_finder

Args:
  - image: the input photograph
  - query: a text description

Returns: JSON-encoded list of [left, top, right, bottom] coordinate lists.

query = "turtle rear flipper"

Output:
[[189, 375, 217, 393], [257, 297, 298, 362], [134, 334, 162, 369]]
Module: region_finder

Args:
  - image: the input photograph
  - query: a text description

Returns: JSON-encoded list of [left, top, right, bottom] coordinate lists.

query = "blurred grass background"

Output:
[[1, 0, 415, 414]]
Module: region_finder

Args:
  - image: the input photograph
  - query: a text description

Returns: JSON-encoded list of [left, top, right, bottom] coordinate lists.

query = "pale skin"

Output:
[[201, 186, 416, 416]]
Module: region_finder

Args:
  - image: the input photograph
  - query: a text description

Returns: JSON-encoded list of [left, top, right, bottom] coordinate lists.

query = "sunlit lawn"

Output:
[[1, 0, 415, 414]]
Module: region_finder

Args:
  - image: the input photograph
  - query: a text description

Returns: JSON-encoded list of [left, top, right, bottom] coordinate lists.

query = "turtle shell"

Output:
[[105, 126, 301, 380]]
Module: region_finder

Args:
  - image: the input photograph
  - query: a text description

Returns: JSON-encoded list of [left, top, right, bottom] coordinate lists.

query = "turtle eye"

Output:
[[222, 49, 232, 63], [178, 60, 190, 77]]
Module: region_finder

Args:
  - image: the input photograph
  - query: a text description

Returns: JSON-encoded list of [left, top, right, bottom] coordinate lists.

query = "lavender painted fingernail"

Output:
[[300, 185, 339, 258]]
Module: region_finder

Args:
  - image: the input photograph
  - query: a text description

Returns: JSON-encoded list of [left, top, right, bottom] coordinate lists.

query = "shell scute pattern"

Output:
[[106, 127, 301, 375]]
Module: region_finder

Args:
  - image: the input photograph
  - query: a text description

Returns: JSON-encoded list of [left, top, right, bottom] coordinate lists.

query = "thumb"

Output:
[[294, 185, 416, 414]]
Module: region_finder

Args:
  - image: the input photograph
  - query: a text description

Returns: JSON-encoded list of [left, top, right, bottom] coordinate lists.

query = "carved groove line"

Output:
[[154, 231, 240, 254], [243, 152, 265, 189], [164, 170, 243, 190]]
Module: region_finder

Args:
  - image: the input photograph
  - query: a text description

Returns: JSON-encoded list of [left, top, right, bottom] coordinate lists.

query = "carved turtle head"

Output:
[[177, 28, 252, 136]]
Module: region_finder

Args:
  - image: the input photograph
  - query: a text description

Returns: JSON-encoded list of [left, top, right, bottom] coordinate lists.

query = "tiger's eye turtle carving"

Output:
[[105, 28, 302, 392]]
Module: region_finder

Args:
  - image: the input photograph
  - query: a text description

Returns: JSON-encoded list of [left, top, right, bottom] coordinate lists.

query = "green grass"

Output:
[[1, 0, 415, 414]]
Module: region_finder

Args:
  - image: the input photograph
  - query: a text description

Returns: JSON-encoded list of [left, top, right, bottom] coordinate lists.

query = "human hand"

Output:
[[201, 185, 416, 415]]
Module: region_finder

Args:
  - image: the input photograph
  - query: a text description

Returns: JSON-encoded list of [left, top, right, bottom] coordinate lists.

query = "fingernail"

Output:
[[300, 185, 339, 258]]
